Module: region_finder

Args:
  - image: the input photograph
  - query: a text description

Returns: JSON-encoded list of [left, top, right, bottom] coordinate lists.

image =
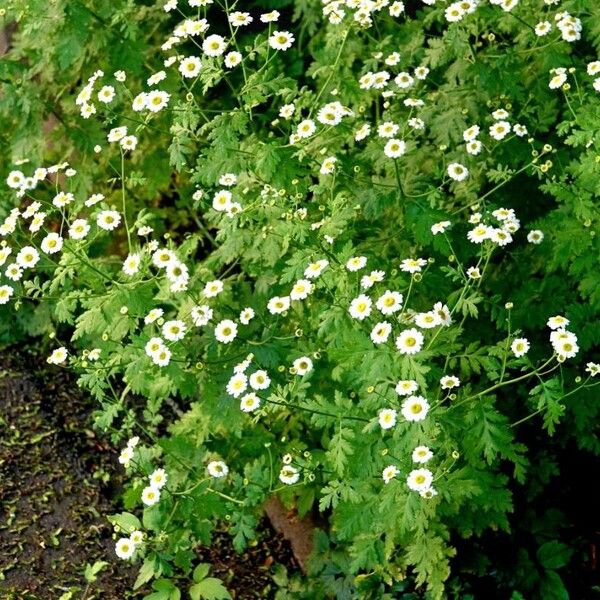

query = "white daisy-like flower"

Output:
[[224, 51, 243, 68], [151, 248, 176, 269], [16, 246, 40, 269], [463, 125, 480, 142], [279, 103, 295, 119], [115, 538, 136, 559], [162, 319, 186, 342], [144, 308, 164, 324], [304, 259, 329, 279], [412, 446, 433, 464], [585, 362, 600, 377], [204, 279, 224, 297], [431, 220, 451, 235], [47, 347, 68, 365], [130, 531, 144, 545], [269, 31, 295, 51], [260, 10, 280, 23], [378, 121, 399, 138], [527, 230, 544, 244], [361, 270, 385, 290], [490, 228, 513, 246], [290, 279, 313, 300], [108, 126, 128, 143], [145, 337, 165, 358], [179, 56, 202, 78], [149, 468, 168, 490], [207, 460, 229, 478], [227, 373, 248, 398], [384, 139, 406, 158], [267, 296, 291, 315], [203, 35, 227, 57], [535, 20, 552, 36], [98, 85, 116, 104], [6, 170, 25, 189], [376, 290, 403, 315], [400, 258, 427, 273], [511, 337, 530, 357], [415, 311, 443, 329], [152, 346, 171, 367], [407, 468, 433, 492], [40, 233, 63, 255], [249, 370, 270, 390], [378, 408, 397, 430], [401, 395, 430, 422], [550, 330, 579, 358], [349, 294, 372, 320], [547, 315, 569, 330], [447, 162, 469, 181], [395, 379, 418, 396], [69, 219, 90, 240], [240, 392, 261, 412], [240, 308, 255, 324], [346, 256, 367, 272], [191, 305, 213, 326], [118, 446, 134, 466], [97, 210, 121, 231], [52, 191, 74, 208], [396, 329, 424, 355], [146, 90, 170, 112], [489, 121, 511, 141], [395, 71, 414, 88], [355, 123, 371, 141], [320, 156, 337, 175], [440, 375, 460, 389], [141, 486, 161, 506], [229, 11, 252, 26], [279, 465, 300, 484], [467, 224, 492, 244], [212, 190, 233, 212], [122, 254, 141, 276], [296, 119, 316, 139], [382, 465, 399, 484], [420, 487, 438, 499], [293, 356, 313, 375], [466, 140, 483, 155], [549, 70, 567, 89], [215, 319, 238, 343], [370, 321, 392, 344]]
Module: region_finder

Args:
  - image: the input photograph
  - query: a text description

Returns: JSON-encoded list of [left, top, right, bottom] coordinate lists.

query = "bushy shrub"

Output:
[[1, 0, 599, 597]]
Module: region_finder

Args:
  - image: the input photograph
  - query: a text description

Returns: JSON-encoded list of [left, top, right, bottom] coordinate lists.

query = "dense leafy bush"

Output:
[[1, 0, 600, 597]]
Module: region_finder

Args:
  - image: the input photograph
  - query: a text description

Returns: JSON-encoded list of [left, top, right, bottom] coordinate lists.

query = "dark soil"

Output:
[[196, 523, 300, 598], [0, 347, 136, 599], [0, 347, 301, 600]]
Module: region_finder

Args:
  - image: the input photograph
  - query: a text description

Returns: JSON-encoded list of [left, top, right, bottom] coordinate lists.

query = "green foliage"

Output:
[[1, 0, 599, 598]]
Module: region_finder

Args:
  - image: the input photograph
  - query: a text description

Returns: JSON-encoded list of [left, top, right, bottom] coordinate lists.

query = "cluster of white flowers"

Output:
[[489, 0, 519, 13], [445, 0, 479, 23], [118, 436, 140, 468], [142, 467, 168, 506], [467, 206, 522, 246], [226, 355, 270, 413], [555, 11, 582, 42], [322, 0, 406, 27], [547, 316, 579, 359], [151, 247, 190, 293], [75, 69, 105, 118], [115, 529, 144, 560], [382, 463, 437, 498], [587, 60, 600, 93], [212, 187, 242, 218]]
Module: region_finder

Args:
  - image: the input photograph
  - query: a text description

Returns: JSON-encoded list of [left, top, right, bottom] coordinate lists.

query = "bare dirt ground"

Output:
[[0, 348, 301, 599]]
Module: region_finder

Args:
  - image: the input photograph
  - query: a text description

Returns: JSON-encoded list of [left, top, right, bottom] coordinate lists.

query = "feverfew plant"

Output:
[[2, 0, 600, 598]]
